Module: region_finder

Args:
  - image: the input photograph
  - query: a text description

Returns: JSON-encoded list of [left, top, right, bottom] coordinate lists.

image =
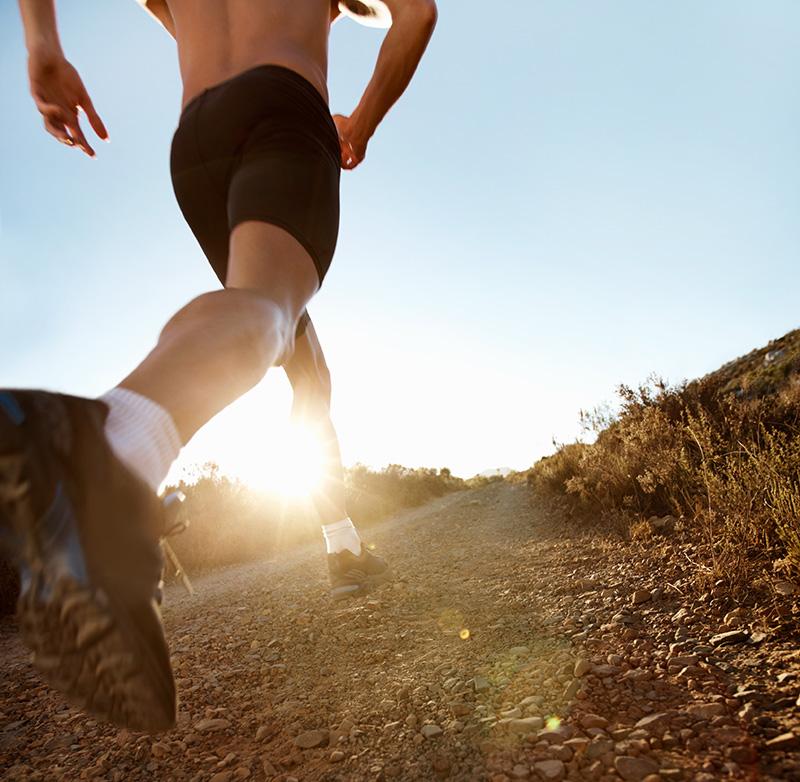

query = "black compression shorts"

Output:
[[170, 64, 342, 336]]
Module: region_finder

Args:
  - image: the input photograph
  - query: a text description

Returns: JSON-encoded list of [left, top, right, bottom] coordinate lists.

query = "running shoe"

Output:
[[327, 545, 391, 600], [0, 390, 176, 732]]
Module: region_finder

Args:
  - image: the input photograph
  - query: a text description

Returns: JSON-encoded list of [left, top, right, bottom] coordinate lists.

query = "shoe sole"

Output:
[[18, 571, 175, 732], [330, 569, 392, 601], [0, 407, 175, 733]]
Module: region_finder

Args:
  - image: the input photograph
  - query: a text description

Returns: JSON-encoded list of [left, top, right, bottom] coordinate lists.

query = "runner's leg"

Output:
[[120, 222, 319, 445]]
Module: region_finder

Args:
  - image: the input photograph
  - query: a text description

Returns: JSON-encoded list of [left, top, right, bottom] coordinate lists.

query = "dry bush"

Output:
[[527, 354, 800, 592], [164, 463, 466, 577]]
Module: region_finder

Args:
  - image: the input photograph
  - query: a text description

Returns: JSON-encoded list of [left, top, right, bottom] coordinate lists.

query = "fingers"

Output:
[[43, 115, 73, 148], [65, 115, 95, 157], [79, 90, 108, 141], [340, 139, 361, 170], [34, 96, 104, 157]]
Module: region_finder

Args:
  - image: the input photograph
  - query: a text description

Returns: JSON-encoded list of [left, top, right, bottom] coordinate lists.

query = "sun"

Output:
[[168, 379, 332, 500], [228, 420, 328, 499]]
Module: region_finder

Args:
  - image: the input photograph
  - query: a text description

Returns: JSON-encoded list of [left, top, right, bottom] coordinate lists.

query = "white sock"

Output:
[[99, 387, 182, 494], [322, 518, 362, 556]]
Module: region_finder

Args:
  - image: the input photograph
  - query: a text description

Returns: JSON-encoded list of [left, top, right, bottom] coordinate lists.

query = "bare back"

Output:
[[165, 0, 337, 107]]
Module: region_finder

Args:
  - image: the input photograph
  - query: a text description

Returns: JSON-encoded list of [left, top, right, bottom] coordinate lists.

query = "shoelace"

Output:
[[160, 491, 194, 596]]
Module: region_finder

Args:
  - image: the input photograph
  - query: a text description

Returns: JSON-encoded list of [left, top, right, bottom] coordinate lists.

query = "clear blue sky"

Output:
[[1, 1, 799, 478]]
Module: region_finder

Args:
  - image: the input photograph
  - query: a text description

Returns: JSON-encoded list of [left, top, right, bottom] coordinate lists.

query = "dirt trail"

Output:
[[1, 483, 799, 781]]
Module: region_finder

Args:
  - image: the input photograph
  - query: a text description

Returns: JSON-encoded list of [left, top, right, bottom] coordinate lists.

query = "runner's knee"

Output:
[[160, 290, 295, 380]]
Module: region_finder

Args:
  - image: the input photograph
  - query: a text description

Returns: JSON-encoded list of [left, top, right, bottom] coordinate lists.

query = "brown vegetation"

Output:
[[154, 463, 468, 578], [527, 328, 800, 596]]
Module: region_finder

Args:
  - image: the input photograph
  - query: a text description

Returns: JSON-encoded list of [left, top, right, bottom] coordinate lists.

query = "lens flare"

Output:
[[545, 716, 561, 731]]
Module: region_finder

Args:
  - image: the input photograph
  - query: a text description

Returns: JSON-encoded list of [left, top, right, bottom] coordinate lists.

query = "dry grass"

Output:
[[527, 329, 800, 595]]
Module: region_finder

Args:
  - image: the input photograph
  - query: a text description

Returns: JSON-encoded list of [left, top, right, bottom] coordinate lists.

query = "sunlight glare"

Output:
[[219, 419, 327, 499]]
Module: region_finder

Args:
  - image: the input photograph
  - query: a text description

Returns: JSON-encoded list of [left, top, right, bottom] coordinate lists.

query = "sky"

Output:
[[1, 1, 799, 482]]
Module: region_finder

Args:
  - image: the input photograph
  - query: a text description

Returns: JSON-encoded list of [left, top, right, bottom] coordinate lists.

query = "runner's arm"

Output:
[[18, 0, 107, 156], [335, 0, 437, 169]]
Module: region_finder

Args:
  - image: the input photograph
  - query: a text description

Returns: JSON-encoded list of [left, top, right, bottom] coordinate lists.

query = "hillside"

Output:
[[701, 328, 800, 399], [527, 327, 800, 604]]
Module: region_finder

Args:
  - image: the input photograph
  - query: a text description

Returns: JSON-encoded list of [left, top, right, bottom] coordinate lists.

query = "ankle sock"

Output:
[[99, 387, 182, 493], [322, 518, 362, 556]]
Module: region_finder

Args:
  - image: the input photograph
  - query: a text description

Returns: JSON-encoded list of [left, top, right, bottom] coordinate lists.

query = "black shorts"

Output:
[[170, 65, 342, 334]]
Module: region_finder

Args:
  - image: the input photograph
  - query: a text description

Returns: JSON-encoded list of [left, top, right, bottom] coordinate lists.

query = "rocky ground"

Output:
[[1, 482, 799, 781]]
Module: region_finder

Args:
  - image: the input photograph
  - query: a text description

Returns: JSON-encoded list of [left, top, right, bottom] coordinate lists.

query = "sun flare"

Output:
[[230, 421, 327, 498]]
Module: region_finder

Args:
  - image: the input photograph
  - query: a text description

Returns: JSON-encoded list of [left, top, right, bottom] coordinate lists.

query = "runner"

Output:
[[3, 0, 436, 732]]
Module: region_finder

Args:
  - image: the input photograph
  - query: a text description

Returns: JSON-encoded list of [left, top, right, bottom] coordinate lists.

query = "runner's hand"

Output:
[[332, 114, 367, 170], [27, 53, 108, 157]]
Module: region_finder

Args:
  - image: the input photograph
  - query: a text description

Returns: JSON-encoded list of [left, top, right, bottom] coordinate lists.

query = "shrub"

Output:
[[527, 329, 800, 591]]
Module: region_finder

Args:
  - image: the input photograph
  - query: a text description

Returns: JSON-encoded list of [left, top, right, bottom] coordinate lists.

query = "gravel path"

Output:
[[1, 483, 799, 781]]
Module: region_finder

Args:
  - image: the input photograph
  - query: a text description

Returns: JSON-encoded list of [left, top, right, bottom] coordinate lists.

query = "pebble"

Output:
[[421, 724, 443, 739], [330, 750, 345, 762], [686, 703, 725, 720], [508, 717, 544, 734], [195, 718, 231, 733], [614, 755, 659, 781], [765, 732, 800, 751], [579, 713, 608, 729], [533, 759, 565, 780], [574, 659, 591, 677], [727, 745, 758, 764], [631, 589, 652, 605], [294, 729, 329, 749], [710, 629, 748, 646], [634, 712, 669, 732], [473, 676, 491, 692]]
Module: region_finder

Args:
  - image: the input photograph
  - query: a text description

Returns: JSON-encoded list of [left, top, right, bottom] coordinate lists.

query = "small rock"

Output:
[[775, 580, 797, 596], [710, 629, 748, 646], [209, 774, 232, 782], [686, 702, 725, 720], [511, 763, 530, 778], [592, 664, 619, 678], [233, 769, 250, 781], [216, 752, 237, 769], [533, 759, 565, 781], [574, 659, 591, 677], [631, 589, 652, 605], [294, 729, 329, 749], [255, 724, 275, 741], [508, 717, 544, 735], [421, 724, 443, 739], [579, 713, 608, 730], [727, 745, 758, 764], [614, 755, 659, 781], [473, 676, 491, 693], [562, 679, 581, 700], [765, 732, 800, 751], [330, 750, 345, 762], [634, 712, 670, 732], [195, 718, 231, 733]]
